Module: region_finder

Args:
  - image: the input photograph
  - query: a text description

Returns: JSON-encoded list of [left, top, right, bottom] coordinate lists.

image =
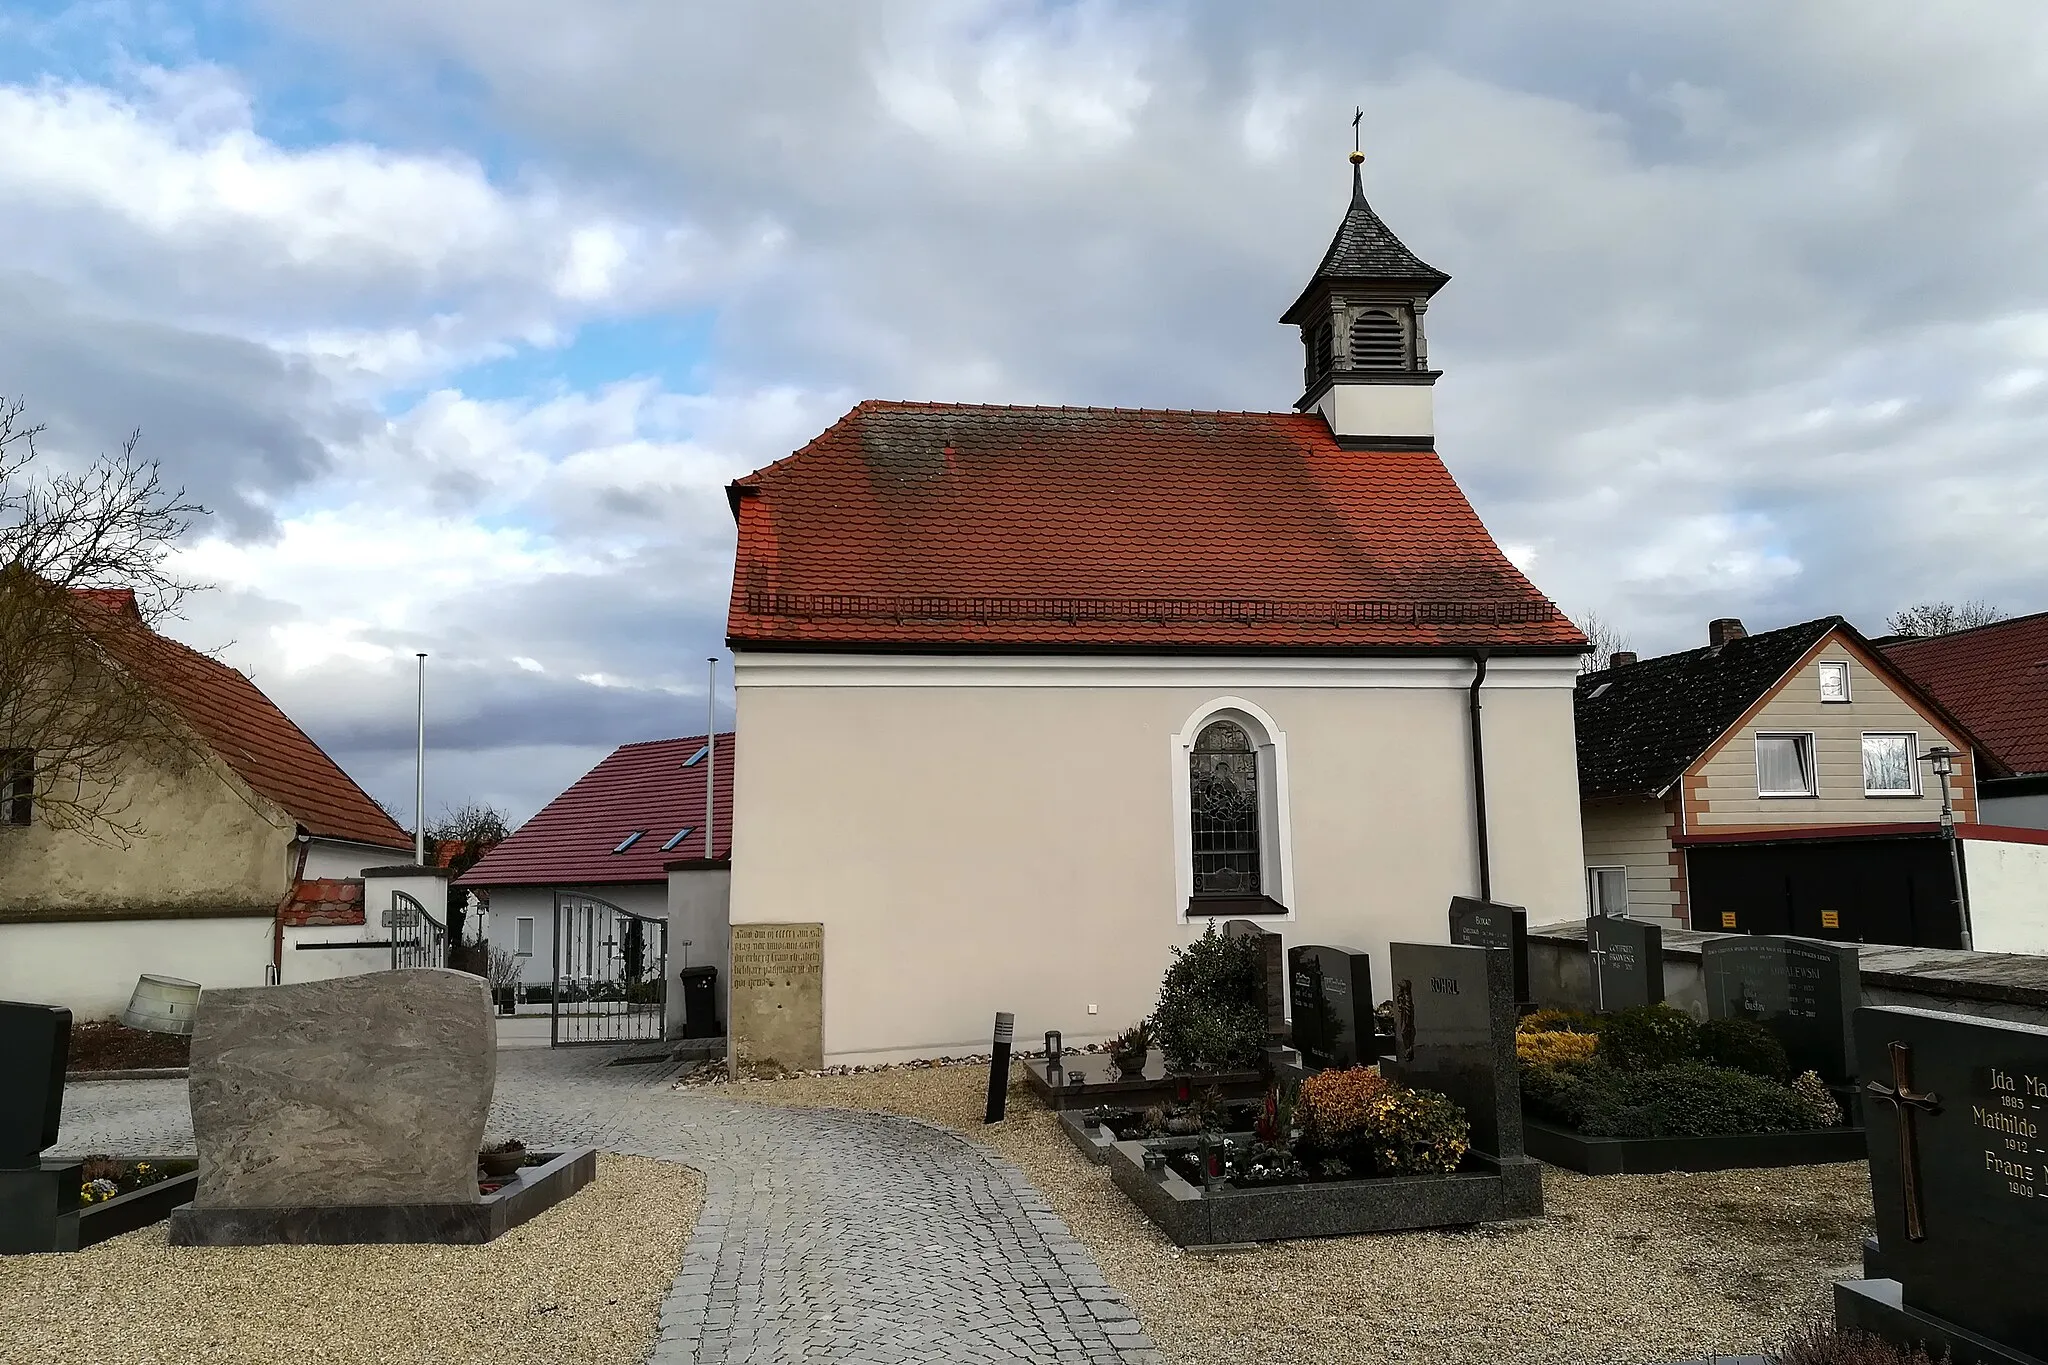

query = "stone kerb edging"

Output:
[[69, 1067, 190, 1082]]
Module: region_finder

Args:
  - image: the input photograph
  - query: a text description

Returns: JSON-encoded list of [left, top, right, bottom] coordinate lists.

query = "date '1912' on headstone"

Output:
[[729, 923, 824, 1076]]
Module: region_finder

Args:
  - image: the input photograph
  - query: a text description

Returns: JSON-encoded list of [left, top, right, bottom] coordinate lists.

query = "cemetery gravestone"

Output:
[[1838, 1005, 2048, 1362], [1447, 897, 1530, 1003], [1588, 915, 1664, 1011], [1702, 935, 1860, 1084], [730, 923, 825, 1074], [1388, 942, 1524, 1161], [0, 1001, 74, 1256], [1223, 919, 1288, 1044], [1288, 945, 1373, 1069]]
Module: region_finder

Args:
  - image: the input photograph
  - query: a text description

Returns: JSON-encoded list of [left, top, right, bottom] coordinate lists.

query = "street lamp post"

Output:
[[1919, 745, 1971, 951]]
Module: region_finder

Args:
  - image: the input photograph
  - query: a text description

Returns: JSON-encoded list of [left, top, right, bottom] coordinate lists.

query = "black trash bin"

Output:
[[678, 966, 721, 1038]]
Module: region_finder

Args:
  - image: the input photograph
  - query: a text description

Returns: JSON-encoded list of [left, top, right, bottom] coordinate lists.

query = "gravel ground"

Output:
[[0, 1154, 703, 1365], [720, 1063, 1871, 1365]]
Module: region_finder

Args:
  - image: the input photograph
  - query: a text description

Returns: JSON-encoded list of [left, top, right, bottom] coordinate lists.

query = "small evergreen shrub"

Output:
[[1699, 1016, 1790, 1081], [1358, 1086, 1470, 1175], [1152, 924, 1268, 1072], [1516, 1030, 1599, 1069], [1773, 1319, 1950, 1365], [1792, 1070, 1845, 1127], [1529, 1059, 1811, 1138], [1517, 1007, 1598, 1035], [1297, 1066, 1391, 1149], [1595, 1003, 1701, 1071]]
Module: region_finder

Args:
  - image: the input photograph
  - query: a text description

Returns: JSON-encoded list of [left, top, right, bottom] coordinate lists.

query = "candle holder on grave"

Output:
[[1066, 1069, 1086, 1088]]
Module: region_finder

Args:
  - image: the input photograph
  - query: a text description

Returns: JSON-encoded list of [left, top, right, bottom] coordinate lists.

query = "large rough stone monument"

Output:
[[185, 969, 494, 1209]]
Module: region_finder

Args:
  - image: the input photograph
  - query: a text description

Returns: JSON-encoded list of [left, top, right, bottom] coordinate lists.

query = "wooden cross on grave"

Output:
[[1866, 1039, 1942, 1242]]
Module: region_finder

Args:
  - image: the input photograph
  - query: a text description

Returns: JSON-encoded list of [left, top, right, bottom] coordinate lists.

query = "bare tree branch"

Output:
[[1570, 609, 1635, 673], [1884, 600, 2008, 637]]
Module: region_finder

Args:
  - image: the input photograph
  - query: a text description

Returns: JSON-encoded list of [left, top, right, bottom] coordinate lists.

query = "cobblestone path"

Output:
[[56, 1050, 1164, 1365]]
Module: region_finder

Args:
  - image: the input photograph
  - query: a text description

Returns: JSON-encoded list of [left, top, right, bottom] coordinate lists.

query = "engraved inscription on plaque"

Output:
[[729, 923, 824, 1075]]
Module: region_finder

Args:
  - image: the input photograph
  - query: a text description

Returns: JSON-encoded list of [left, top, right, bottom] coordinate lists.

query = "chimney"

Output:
[[1708, 618, 1748, 647], [1608, 651, 1638, 669]]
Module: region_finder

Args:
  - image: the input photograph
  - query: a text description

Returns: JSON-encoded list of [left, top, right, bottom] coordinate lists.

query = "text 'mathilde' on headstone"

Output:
[[0, 1000, 69, 1170], [1288, 945, 1373, 1069], [1588, 915, 1664, 1012], [1387, 942, 1523, 1161], [1223, 919, 1288, 1046], [729, 923, 825, 1076], [1839, 1005, 2048, 1362], [1447, 897, 1530, 1004], [1702, 934, 1860, 1084]]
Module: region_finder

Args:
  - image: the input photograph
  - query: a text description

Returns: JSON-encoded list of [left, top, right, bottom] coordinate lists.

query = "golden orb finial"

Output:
[[1348, 150, 1364, 165]]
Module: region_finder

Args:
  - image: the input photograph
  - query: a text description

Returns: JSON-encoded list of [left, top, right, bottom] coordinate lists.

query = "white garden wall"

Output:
[[1965, 835, 2048, 955], [0, 915, 272, 1019]]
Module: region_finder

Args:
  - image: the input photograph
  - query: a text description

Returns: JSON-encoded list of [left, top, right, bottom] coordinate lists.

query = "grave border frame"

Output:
[[1521, 1118, 1868, 1176]]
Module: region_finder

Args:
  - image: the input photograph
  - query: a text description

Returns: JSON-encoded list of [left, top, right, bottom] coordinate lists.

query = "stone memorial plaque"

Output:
[[1703, 935, 1860, 1083], [1288, 945, 1373, 1069], [1856, 1006, 2048, 1356], [188, 970, 494, 1208], [730, 923, 824, 1074], [1448, 897, 1530, 1003], [1589, 915, 1663, 1011], [0, 1001, 70, 1169], [1388, 942, 1523, 1160], [1223, 919, 1288, 1043]]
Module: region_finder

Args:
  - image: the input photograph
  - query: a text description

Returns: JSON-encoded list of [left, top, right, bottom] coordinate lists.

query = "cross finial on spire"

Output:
[[1350, 107, 1364, 165]]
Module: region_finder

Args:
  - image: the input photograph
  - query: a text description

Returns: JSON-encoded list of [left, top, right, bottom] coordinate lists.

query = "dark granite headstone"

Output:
[[1288, 945, 1372, 1069], [1589, 916, 1663, 1011], [1223, 919, 1287, 1043], [1448, 897, 1530, 1004], [1853, 1006, 2048, 1357], [0, 1001, 70, 1169], [1703, 935, 1860, 1083], [1387, 942, 1523, 1160]]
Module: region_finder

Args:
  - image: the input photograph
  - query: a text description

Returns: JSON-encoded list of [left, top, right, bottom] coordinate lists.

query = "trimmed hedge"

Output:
[[1699, 1016, 1791, 1082], [1523, 1059, 1812, 1138], [1595, 1003, 1701, 1072]]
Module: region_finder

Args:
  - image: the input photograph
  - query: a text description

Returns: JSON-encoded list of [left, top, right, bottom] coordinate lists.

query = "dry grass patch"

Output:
[[723, 1061, 1872, 1365], [0, 1153, 702, 1365]]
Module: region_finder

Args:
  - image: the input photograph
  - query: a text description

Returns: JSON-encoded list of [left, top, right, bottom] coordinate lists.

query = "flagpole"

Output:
[[414, 652, 427, 866]]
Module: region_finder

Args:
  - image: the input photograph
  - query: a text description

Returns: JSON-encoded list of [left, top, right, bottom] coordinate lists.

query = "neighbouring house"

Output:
[[1880, 610, 2048, 829], [724, 158, 1590, 1067], [1574, 614, 2048, 951], [456, 733, 733, 1037], [0, 588, 415, 1016]]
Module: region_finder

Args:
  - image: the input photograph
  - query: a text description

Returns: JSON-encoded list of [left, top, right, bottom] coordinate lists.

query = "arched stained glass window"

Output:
[[1191, 720, 1261, 896]]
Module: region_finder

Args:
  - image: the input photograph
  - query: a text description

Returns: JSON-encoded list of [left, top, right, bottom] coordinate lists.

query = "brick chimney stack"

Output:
[[1608, 651, 1638, 668], [1708, 618, 1748, 646]]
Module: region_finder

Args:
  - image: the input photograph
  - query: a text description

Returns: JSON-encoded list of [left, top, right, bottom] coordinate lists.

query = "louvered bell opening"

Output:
[[1348, 309, 1407, 369], [1306, 320, 1333, 382]]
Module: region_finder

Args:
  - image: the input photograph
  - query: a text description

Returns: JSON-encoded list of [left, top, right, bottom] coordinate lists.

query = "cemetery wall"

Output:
[[728, 655, 1585, 1063], [1579, 796, 1683, 927], [1964, 837, 2048, 955], [0, 912, 272, 1018], [1687, 638, 1977, 830]]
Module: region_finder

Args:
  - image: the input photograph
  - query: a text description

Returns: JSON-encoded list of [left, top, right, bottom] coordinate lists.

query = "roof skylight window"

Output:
[[682, 744, 711, 767], [660, 827, 697, 852], [1588, 682, 1612, 699], [612, 832, 644, 854]]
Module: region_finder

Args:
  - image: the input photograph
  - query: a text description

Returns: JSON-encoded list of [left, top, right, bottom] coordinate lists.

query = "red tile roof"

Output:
[[455, 733, 734, 887], [72, 591, 412, 849], [726, 402, 1583, 652], [1882, 611, 2048, 776], [277, 877, 366, 927]]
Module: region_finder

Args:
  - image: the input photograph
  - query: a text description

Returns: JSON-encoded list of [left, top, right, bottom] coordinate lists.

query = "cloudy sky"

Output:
[[8, 1, 2048, 825]]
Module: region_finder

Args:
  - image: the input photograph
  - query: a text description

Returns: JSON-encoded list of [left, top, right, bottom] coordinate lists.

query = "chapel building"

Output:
[[723, 154, 1589, 1065]]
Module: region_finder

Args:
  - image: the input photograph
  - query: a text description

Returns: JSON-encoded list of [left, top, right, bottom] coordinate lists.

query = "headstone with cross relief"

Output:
[[1838, 1005, 2048, 1362]]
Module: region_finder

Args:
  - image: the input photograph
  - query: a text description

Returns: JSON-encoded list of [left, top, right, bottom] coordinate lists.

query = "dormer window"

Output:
[[1349, 309, 1406, 369]]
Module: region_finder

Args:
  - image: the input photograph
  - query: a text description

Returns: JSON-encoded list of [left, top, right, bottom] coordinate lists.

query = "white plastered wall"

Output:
[[1964, 837, 2048, 955], [0, 916, 272, 1019], [728, 653, 1584, 1065]]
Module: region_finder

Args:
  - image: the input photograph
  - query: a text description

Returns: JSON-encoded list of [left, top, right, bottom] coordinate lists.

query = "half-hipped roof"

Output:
[[726, 402, 1581, 655], [456, 733, 734, 887]]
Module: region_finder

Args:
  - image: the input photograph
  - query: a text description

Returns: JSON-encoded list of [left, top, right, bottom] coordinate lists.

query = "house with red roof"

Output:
[[0, 588, 415, 1017], [1882, 610, 2048, 829], [456, 732, 733, 1034], [722, 156, 1590, 1068]]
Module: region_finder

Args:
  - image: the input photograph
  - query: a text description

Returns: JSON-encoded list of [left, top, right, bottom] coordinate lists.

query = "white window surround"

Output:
[[1170, 697, 1296, 923], [1862, 731, 1922, 797], [1756, 731, 1819, 798], [514, 916, 535, 956], [1587, 866, 1629, 919], [1818, 660, 1851, 704]]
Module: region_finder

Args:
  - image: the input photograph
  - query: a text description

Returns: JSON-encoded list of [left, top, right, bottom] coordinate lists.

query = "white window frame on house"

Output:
[[1862, 731, 1922, 798], [1817, 660, 1851, 704], [1756, 732, 1819, 797], [1169, 697, 1295, 923], [0, 748, 31, 827], [1587, 866, 1629, 919], [514, 916, 535, 956]]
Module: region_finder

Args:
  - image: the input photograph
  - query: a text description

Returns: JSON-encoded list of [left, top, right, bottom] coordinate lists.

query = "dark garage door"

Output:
[[1686, 835, 1963, 948]]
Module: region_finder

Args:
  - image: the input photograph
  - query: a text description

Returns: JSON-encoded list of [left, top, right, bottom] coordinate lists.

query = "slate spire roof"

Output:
[[1280, 161, 1449, 325]]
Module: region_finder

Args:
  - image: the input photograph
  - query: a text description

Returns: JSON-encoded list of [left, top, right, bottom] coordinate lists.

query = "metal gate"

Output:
[[388, 889, 447, 970], [551, 890, 667, 1046]]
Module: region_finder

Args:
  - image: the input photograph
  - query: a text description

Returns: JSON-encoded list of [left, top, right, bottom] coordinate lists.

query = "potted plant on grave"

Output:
[[1106, 1021, 1154, 1078], [478, 1137, 527, 1180]]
